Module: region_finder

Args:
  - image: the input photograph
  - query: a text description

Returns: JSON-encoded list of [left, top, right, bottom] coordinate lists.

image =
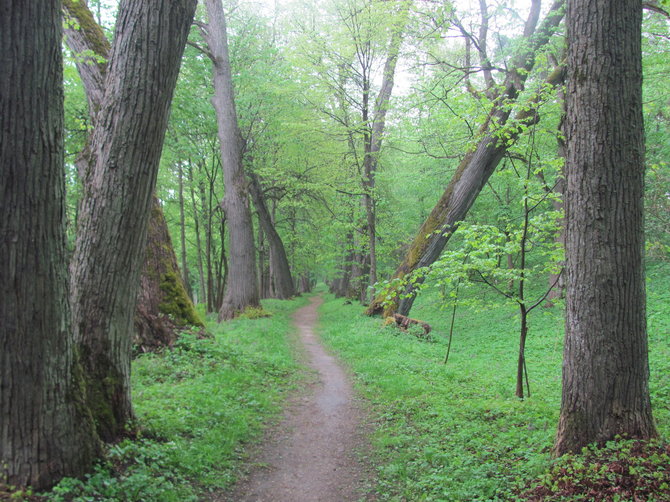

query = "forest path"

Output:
[[221, 295, 372, 502]]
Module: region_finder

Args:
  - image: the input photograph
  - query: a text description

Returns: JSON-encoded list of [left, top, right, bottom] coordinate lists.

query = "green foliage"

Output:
[[44, 297, 307, 500], [47, 440, 198, 502], [317, 260, 669, 500], [518, 438, 670, 501], [319, 292, 564, 500], [237, 306, 273, 320]]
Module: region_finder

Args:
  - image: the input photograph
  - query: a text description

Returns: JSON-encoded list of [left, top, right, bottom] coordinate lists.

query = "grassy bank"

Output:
[[317, 262, 670, 501], [45, 296, 308, 501]]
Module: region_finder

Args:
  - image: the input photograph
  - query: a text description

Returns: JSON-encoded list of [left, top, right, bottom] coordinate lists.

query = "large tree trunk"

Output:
[[64, 0, 200, 351], [366, 0, 565, 317], [553, 0, 656, 455], [0, 0, 99, 488], [134, 198, 205, 353], [248, 173, 296, 299], [69, 0, 196, 441], [203, 0, 261, 320]]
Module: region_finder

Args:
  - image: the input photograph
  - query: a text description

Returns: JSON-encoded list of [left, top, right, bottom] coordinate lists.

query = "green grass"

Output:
[[317, 261, 670, 501], [44, 296, 308, 501], [39, 262, 669, 501]]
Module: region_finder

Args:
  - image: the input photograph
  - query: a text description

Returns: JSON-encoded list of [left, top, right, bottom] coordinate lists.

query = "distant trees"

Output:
[[554, 0, 657, 454], [0, 0, 98, 487]]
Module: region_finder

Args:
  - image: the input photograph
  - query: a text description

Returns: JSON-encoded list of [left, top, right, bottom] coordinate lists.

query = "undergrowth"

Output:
[[41, 296, 307, 501], [318, 261, 669, 501]]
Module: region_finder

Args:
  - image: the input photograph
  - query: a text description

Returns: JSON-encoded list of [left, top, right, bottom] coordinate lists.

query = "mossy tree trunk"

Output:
[[135, 198, 205, 352], [69, 0, 197, 441], [366, 0, 566, 317], [64, 0, 201, 355], [0, 0, 99, 488]]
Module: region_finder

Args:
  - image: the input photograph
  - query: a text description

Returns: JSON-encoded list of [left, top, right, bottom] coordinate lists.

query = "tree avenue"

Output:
[[2, 0, 669, 495], [554, 0, 657, 454]]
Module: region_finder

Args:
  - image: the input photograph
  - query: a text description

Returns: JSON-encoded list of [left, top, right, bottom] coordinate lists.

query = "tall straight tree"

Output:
[[361, 0, 410, 302], [69, 0, 197, 441], [554, 0, 656, 454], [203, 0, 261, 320], [0, 0, 99, 488]]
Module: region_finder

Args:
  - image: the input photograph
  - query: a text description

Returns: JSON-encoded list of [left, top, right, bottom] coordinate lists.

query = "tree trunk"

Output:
[[257, 221, 271, 298], [63, 0, 110, 124], [0, 0, 99, 488], [134, 198, 205, 353], [248, 173, 295, 299], [333, 231, 355, 298], [546, 111, 567, 305], [203, 0, 260, 320], [178, 162, 193, 299], [64, 0, 200, 351], [69, 0, 196, 441], [188, 162, 208, 305], [554, 0, 656, 455], [366, 1, 566, 317], [362, 7, 409, 301]]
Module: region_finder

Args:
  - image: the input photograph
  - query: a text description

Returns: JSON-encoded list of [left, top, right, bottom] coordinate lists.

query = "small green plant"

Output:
[[516, 438, 670, 501], [48, 439, 198, 502], [41, 296, 307, 501], [237, 306, 273, 320]]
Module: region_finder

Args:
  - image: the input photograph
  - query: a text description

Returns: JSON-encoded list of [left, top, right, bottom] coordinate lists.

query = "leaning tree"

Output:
[[69, 0, 197, 441]]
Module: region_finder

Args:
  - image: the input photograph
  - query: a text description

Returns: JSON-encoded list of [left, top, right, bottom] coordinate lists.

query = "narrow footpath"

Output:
[[224, 295, 370, 502]]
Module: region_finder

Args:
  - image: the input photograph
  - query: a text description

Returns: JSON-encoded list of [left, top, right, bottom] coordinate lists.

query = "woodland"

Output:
[[1, 0, 670, 500]]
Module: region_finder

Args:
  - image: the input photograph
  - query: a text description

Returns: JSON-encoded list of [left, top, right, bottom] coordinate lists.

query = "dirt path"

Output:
[[222, 295, 370, 502]]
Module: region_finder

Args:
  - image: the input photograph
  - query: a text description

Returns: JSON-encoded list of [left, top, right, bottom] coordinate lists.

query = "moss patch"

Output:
[[158, 270, 204, 328]]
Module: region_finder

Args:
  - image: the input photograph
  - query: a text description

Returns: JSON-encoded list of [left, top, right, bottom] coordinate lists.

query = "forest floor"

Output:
[[219, 295, 373, 502]]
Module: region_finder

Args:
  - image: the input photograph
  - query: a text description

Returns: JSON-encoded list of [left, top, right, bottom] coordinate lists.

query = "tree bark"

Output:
[[178, 162, 193, 299], [63, 0, 200, 351], [188, 162, 208, 305], [134, 198, 205, 353], [248, 173, 296, 299], [366, 0, 566, 317], [203, 0, 261, 320], [63, 0, 110, 123], [0, 0, 99, 488], [553, 0, 656, 455], [69, 0, 196, 441]]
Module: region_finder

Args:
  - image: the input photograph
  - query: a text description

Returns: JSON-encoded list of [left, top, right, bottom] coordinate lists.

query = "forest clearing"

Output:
[[1, 0, 669, 500]]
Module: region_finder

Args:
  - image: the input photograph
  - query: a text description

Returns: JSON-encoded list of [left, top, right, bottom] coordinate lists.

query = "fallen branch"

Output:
[[388, 314, 432, 339]]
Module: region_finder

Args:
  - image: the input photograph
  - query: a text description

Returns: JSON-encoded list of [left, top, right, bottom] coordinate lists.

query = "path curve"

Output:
[[224, 295, 369, 502]]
